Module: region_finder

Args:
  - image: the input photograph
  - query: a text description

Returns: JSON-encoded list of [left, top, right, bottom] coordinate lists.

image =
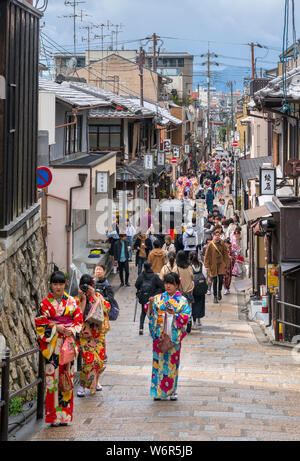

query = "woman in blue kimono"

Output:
[[145, 272, 191, 401]]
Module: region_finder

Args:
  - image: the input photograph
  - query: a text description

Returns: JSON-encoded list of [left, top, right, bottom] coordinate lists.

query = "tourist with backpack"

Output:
[[135, 261, 164, 335], [182, 223, 198, 256], [190, 252, 207, 329]]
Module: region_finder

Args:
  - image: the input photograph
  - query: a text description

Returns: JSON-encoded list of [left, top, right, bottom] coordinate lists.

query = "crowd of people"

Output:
[[35, 149, 244, 421]]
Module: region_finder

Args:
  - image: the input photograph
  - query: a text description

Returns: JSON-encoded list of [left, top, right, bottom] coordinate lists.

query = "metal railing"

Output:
[[0, 347, 45, 442], [274, 297, 300, 342]]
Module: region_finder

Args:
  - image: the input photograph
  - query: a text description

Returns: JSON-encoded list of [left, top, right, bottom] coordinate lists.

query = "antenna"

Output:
[[58, 1, 90, 57]]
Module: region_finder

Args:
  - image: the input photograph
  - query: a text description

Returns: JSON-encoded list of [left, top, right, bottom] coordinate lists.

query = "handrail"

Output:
[[274, 297, 300, 342], [0, 347, 44, 442]]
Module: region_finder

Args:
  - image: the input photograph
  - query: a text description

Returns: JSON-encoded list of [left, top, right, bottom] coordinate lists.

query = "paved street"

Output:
[[23, 263, 300, 442]]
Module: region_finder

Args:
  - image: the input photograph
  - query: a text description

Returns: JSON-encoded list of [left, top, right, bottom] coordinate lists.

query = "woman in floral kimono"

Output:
[[35, 271, 83, 427], [145, 272, 191, 401], [76, 274, 111, 397]]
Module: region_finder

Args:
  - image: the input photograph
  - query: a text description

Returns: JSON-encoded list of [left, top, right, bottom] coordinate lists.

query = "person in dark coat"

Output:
[[190, 252, 207, 329], [114, 234, 130, 287], [134, 233, 153, 275], [206, 187, 214, 214], [135, 261, 164, 335]]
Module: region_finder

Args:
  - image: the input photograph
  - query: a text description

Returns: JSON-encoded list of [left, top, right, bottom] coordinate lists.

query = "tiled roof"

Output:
[[254, 66, 300, 101], [39, 78, 109, 108], [239, 156, 273, 189]]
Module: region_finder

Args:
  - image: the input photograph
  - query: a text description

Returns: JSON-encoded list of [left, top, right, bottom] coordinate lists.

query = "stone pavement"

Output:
[[26, 263, 300, 441]]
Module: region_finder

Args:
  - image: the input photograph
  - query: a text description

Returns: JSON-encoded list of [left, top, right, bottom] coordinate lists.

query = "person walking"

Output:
[[76, 274, 111, 397], [134, 233, 153, 275], [224, 238, 235, 295], [135, 261, 164, 335], [35, 271, 83, 426], [225, 199, 235, 220], [160, 252, 179, 280], [182, 223, 198, 257], [190, 252, 207, 329], [204, 230, 230, 304], [206, 187, 214, 214], [148, 239, 167, 275], [145, 272, 191, 401], [176, 250, 194, 334], [114, 234, 130, 287], [162, 235, 176, 258], [126, 219, 136, 262]]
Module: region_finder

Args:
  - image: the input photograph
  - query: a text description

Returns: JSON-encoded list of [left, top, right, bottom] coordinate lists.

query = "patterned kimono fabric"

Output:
[[145, 292, 191, 399], [214, 180, 224, 201], [77, 293, 111, 393], [35, 292, 83, 424]]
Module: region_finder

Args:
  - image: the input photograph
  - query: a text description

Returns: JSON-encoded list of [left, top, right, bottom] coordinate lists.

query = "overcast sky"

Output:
[[41, 0, 296, 91]]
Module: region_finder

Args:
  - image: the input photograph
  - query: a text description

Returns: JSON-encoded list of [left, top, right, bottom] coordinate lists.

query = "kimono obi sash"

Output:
[[49, 316, 74, 327]]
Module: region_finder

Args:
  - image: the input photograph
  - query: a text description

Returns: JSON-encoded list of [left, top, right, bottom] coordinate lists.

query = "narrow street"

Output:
[[26, 264, 300, 442]]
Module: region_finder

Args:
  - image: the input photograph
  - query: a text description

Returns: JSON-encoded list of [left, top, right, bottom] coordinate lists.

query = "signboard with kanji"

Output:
[[184, 144, 190, 154], [144, 154, 154, 170], [163, 139, 171, 152], [96, 171, 108, 193], [157, 152, 165, 166], [260, 167, 276, 196], [173, 146, 180, 158]]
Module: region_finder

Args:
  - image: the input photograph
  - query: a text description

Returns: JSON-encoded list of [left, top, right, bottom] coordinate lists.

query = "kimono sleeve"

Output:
[[145, 295, 162, 342], [171, 298, 191, 345], [35, 302, 58, 360]]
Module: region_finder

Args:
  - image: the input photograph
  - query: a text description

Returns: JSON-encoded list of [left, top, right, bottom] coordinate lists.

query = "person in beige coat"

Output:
[[204, 230, 231, 304], [148, 239, 166, 274], [162, 235, 176, 257], [160, 252, 179, 280]]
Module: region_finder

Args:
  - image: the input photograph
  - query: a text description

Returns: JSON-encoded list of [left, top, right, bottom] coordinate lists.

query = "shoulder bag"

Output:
[[85, 297, 104, 325], [157, 312, 173, 353]]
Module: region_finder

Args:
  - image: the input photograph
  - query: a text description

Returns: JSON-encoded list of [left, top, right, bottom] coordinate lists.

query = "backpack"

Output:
[[137, 276, 154, 306], [193, 270, 208, 297], [186, 234, 197, 248]]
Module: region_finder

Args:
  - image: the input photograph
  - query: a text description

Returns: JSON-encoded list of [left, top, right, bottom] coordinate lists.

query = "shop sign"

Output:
[[144, 154, 154, 170], [96, 171, 108, 193], [267, 264, 279, 293], [163, 139, 171, 152], [260, 167, 276, 196], [157, 152, 165, 166]]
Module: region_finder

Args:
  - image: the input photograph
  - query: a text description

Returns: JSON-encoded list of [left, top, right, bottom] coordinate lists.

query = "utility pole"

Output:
[[248, 42, 263, 79], [145, 33, 163, 72], [139, 46, 145, 106], [200, 43, 219, 155], [81, 24, 101, 83], [226, 80, 236, 135], [94, 21, 112, 86], [58, 1, 89, 57]]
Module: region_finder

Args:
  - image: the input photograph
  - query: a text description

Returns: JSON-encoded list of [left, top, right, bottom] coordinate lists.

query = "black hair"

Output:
[[143, 261, 152, 271], [95, 264, 106, 271], [79, 274, 94, 287], [50, 271, 66, 284], [189, 251, 201, 267], [176, 250, 189, 269], [167, 251, 176, 269], [163, 272, 180, 287], [153, 239, 161, 249], [192, 217, 196, 224]]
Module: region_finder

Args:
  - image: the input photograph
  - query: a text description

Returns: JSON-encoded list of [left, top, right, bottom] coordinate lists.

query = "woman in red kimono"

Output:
[[35, 271, 83, 427], [76, 274, 111, 397]]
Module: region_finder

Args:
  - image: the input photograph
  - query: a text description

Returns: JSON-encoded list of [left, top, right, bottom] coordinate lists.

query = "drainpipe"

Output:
[[45, 193, 70, 271], [69, 173, 88, 256]]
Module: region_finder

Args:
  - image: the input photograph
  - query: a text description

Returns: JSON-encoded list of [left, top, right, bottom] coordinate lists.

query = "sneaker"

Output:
[[207, 290, 211, 295], [224, 289, 229, 295], [170, 393, 178, 401], [96, 383, 103, 391], [120, 283, 124, 287], [218, 292, 222, 301], [192, 321, 197, 330], [77, 386, 85, 398]]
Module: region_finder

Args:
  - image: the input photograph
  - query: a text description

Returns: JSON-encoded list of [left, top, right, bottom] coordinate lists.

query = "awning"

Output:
[[244, 205, 272, 223], [281, 262, 300, 274]]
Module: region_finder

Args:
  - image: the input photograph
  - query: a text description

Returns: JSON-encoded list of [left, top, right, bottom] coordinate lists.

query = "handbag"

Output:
[[108, 299, 120, 321], [60, 336, 75, 365], [157, 313, 173, 353], [59, 368, 73, 393], [85, 297, 104, 324]]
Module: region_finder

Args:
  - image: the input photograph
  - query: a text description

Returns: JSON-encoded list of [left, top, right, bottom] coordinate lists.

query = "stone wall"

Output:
[[0, 210, 48, 397]]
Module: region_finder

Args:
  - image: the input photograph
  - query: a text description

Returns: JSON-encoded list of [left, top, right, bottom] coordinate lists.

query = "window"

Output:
[[72, 209, 86, 231], [65, 114, 82, 155], [89, 125, 121, 151]]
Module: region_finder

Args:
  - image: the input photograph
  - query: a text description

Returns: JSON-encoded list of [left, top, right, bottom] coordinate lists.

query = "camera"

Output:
[[80, 283, 90, 294]]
